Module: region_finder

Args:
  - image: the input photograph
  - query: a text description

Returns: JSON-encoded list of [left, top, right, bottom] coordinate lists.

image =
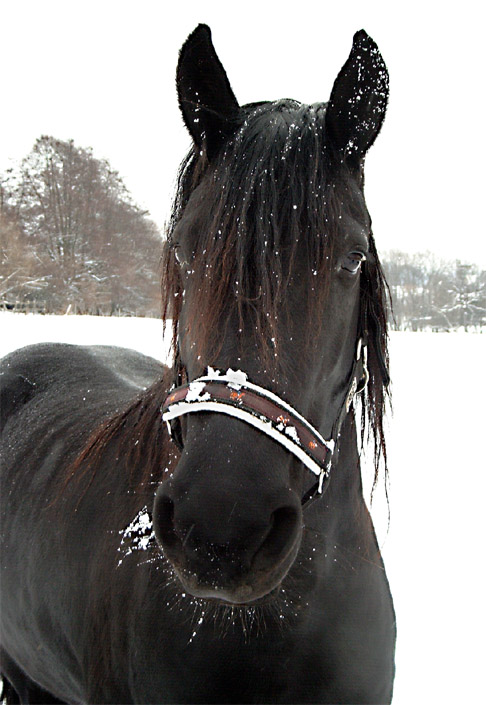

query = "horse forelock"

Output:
[[163, 101, 339, 358]]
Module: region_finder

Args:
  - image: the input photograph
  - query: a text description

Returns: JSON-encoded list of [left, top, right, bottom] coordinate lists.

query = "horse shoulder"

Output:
[[1, 342, 164, 407]]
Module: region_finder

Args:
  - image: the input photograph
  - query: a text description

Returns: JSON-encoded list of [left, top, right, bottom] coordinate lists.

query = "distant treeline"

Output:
[[1, 136, 485, 329], [383, 251, 486, 332]]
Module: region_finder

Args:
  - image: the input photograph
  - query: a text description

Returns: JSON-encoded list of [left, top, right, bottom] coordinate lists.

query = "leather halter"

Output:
[[162, 338, 368, 508]]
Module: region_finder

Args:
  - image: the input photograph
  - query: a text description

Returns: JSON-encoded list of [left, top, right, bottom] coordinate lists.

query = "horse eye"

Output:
[[342, 252, 366, 274]]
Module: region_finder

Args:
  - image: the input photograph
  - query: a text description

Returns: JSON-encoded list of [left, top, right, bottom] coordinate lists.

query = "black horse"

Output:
[[0, 25, 396, 704]]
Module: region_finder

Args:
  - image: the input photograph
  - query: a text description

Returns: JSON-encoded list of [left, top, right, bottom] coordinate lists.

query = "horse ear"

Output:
[[325, 30, 389, 166], [177, 24, 240, 159]]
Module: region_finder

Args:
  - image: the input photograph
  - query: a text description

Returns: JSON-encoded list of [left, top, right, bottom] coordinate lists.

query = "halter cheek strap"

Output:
[[162, 339, 368, 508]]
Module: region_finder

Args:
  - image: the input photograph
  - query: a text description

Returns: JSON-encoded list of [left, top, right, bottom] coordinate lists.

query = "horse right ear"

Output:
[[177, 24, 241, 160], [325, 30, 389, 168]]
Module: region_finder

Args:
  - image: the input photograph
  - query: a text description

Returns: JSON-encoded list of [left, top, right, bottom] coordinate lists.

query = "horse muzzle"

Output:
[[152, 448, 303, 603]]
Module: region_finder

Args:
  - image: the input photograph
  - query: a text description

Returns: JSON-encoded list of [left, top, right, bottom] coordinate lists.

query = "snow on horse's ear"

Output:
[[325, 30, 389, 168]]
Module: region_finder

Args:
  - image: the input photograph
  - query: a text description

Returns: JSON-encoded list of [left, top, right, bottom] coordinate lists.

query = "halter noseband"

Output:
[[162, 338, 368, 509]]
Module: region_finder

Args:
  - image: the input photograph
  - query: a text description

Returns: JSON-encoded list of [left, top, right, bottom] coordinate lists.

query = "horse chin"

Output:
[[167, 538, 300, 606], [175, 574, 282, 606], [206, 585, 282, 608]]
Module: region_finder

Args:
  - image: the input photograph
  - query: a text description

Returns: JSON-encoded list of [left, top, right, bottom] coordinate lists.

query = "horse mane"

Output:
[[55, 374, 177, 517], [67, 99, 390, 501]]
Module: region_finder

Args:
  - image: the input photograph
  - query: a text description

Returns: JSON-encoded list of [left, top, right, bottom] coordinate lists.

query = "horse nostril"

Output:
[[154, 494, 179, 550], [252, 506, 301, 571]]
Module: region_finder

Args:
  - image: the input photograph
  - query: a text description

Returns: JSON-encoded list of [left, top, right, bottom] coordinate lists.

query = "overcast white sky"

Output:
[[2, 0, 485, 266]]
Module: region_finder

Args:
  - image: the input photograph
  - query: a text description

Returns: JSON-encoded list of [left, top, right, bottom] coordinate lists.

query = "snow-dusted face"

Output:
[[153, 26, 388, 604]]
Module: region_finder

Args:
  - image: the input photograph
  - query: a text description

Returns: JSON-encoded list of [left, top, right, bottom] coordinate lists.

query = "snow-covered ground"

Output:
[[1, 312, 484, 704]]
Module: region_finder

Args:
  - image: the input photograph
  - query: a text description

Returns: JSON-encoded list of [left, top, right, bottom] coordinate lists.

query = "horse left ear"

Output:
[[177, 24, 241, 160], [325, 30, 389, 166]]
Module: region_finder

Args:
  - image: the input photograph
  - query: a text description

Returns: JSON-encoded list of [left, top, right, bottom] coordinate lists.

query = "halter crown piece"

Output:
[[162, 338, 368, 508]]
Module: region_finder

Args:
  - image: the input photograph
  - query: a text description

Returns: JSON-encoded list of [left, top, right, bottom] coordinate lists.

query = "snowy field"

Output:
[[1, 312, 484, 704]]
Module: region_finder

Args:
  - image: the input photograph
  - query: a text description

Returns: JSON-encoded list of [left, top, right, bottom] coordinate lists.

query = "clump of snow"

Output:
[[284, 425, 300, 444], [186, 381, 210, 402], [118, 506, 155, 565], [225, 368, 248, 386], [204, 367, 249, 390]]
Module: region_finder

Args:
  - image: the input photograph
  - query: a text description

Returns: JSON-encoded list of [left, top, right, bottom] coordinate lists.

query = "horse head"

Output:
[[153, 25, 389, 605]]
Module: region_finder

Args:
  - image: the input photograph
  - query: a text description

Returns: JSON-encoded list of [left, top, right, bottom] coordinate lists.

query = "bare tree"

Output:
[[444, 262, 486, 331], [1, 136, 162, 315], [1, 179, 50, 309]]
